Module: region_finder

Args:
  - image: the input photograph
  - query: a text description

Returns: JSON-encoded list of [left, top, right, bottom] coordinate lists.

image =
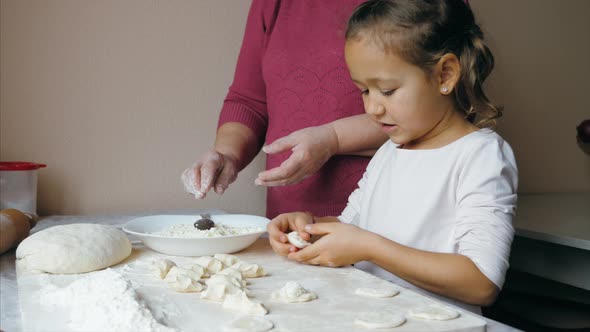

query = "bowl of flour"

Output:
[[122, 214, 269, 256]]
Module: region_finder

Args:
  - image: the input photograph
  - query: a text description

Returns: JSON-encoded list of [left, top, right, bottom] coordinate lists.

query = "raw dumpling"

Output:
[[150, 259, 176, 279], [271, 281, 317, 303], [194, 256, 224, 276], [214, 253, 240, 267], [201, 274, 247, 301], [222, 290, 268, 316], [230, 261, 266, 278], [164, 266, 203, 292]]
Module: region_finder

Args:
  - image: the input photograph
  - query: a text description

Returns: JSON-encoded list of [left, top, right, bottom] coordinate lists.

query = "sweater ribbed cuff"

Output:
[[218, 101, 267, 147]]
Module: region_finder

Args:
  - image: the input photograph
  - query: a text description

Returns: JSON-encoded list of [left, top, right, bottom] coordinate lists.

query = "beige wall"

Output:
[[1, 0, 589, 216]]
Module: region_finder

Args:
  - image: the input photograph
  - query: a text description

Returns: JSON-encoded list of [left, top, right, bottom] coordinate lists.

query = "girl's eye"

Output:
[[360, 89, 369, 96], [382, 90, 395, 96]]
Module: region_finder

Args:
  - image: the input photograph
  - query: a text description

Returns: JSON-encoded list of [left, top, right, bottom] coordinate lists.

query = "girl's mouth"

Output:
[[381, 123, 398, 133]]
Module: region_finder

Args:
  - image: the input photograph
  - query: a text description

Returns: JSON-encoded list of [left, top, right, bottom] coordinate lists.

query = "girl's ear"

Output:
[[436, 53, 461, 95]]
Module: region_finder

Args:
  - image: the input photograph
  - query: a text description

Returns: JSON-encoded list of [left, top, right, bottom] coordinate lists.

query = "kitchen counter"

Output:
[[511, 192, 590, 290], [1, 214, 521, 332]]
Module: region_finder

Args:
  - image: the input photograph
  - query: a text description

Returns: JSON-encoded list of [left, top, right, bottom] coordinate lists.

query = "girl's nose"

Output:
[[365, 98, 385, 116]]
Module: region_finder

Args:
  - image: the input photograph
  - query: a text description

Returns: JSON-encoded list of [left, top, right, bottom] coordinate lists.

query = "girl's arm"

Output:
[[290, 219, 498, 306], [367, 232, 498, 306]]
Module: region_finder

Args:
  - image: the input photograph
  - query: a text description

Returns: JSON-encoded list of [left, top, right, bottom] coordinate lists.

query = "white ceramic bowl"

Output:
[[122, 214, 269, 256]]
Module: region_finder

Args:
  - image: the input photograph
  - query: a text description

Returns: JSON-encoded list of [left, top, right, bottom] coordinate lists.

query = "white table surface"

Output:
[[0, 213, 521, 332]]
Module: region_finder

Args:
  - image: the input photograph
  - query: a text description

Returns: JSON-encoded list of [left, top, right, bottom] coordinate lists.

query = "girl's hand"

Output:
[[181, 149, 239, 199], [255, 125, 338, 186], [288, 222, 372, 267], [267, 212, 314, 256]]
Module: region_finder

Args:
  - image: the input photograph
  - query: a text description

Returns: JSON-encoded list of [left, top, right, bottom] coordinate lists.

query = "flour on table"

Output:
[[39, 269, 176, 332], [223, 316, 274, 332], [152, 224, 264, 238], [286, 231, 311, 249], [16, 223, 131, 274], [163, 266, 203, 292], [271, 281, 317, 303], [354, 311, 406, 329], [222, 290, 268, 316], [355, 286, 400, 298], [408, 303, 460, 320], [151, 259, 177, 279], [230, 261, 266, 278]]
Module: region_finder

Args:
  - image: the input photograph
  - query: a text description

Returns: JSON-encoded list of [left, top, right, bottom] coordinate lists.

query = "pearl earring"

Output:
[[441, 87, 449, 94]]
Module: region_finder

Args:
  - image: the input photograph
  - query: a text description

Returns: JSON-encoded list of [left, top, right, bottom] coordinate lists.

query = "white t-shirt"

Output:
[[339, 129, 518, 312]]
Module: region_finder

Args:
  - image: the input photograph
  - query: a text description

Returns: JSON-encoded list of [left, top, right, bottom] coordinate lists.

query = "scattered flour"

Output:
[[40, 269, 177, 332], [152, 224, 264, 238]]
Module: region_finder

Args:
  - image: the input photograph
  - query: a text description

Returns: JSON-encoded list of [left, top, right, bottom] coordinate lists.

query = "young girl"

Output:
[[267, 0, 518, 313]]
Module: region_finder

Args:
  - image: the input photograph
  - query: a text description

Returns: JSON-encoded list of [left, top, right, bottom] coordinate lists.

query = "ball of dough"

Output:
[[16, 223, 132, 274]]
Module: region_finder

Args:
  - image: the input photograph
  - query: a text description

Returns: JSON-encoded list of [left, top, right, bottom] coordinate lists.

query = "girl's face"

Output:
[[345, 38, 461, 149]]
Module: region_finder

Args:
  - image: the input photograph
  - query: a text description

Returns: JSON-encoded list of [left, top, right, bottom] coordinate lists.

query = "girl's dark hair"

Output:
[[346, 0, 502, 128]]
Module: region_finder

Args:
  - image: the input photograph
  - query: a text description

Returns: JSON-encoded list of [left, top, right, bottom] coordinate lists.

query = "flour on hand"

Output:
[[271, 281, 317, 303]]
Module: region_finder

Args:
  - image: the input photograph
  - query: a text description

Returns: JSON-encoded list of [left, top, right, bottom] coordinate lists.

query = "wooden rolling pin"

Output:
[[0, 209, 38, 255]]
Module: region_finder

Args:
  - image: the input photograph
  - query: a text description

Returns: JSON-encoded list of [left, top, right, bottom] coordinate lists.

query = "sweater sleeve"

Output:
[[453, 138, 518, 289], [217, 0, 275, 148]]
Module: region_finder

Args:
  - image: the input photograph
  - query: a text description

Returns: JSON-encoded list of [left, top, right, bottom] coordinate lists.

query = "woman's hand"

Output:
[[181, 149, 239, 199], [255, 125, 338, 187], [288, 222, 373, 267], [267, 212, 314, 256]]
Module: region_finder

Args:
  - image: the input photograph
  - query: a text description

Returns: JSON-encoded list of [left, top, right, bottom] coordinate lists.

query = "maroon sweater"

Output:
[[218, 0, 370, 218]]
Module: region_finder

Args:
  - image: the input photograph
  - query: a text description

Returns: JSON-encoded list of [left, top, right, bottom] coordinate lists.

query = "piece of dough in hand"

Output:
[[408, 304, 460, 320], [16, 224, 132, 274], [354, 312, 406, 329], [286, 231, 311, 249]]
